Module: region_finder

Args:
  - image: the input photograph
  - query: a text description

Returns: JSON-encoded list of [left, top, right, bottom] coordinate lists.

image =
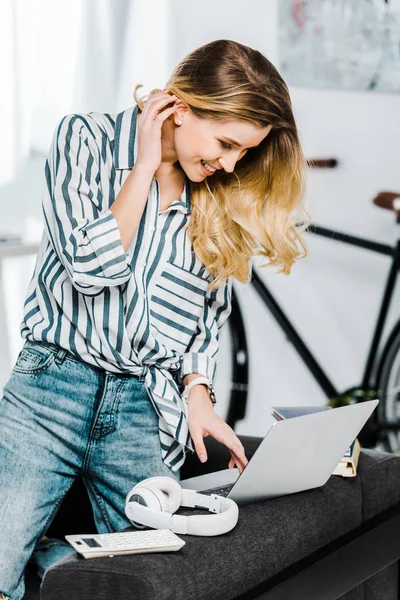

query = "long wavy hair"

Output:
[[133, 39, 310, 291]]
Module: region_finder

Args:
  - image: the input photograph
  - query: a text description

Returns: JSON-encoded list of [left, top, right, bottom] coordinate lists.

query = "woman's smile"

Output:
[[200, 159, 216, 175]]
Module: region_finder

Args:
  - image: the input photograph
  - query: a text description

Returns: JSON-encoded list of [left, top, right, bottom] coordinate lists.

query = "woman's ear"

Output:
[[174, 97, 189, 114]]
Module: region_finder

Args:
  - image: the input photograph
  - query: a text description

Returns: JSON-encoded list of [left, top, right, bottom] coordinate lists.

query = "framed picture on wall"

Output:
[[279, 0, 400, 93]]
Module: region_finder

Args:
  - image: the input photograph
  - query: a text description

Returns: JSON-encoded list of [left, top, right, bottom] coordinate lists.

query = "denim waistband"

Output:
[[29, 339, 71, 363], [26, 339, 141, 378], [27, 340, 113, 373]]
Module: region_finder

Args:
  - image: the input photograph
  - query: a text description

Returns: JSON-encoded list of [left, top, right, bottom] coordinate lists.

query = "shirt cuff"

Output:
[[178, 352, 217, 388]]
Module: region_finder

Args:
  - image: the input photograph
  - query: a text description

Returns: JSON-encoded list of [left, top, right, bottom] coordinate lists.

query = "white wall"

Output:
[[1, 1, 399, 440], [170, 0, 400, 436]]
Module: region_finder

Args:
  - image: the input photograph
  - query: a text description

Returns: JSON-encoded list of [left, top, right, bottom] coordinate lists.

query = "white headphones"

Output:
[[125, 476, 239, 536]]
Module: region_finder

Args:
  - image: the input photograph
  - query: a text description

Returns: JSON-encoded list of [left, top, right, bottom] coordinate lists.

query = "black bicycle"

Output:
[[226, 187, 400, 453]]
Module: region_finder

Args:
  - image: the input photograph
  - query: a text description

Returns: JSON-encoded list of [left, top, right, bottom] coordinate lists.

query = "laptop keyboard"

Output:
[[201, 484, 233, 497]]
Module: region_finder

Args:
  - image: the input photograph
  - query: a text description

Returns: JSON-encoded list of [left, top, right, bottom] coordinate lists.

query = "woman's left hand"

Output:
[[186, 386, 249, 473]]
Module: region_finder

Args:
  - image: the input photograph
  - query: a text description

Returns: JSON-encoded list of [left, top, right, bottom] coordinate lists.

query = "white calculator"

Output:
[[65, 528, 186, 559]]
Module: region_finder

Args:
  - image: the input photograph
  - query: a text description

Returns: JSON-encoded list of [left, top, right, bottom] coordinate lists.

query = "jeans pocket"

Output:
[[13, 341, 56, 375]]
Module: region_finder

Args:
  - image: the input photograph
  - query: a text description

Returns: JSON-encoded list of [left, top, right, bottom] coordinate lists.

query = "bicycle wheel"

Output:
[[377, 320, 400, 453]]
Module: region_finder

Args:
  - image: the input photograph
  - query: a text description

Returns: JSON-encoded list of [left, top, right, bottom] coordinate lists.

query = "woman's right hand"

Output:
[[135, 91, 179, 175]]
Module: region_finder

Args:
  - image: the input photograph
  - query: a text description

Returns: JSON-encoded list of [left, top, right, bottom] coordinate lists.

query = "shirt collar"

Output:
[[113, 104, 191, 214]]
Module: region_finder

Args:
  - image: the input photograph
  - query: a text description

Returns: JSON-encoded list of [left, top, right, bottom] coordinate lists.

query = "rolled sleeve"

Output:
[[178, 276, 233, 386], [43, 113, 131, 296], [73, 210, 131, 287]]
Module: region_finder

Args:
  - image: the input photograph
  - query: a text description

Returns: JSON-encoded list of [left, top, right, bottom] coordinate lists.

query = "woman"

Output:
[[0, 38, 309, 599]]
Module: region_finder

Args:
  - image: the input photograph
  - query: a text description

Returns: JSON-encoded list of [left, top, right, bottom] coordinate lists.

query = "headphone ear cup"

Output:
[[148, 488, 169, 512], [133, 476, 182, 514], [125, 488, 169, 529], [125, 476, 183, 527], [164, 483, 182, 514]]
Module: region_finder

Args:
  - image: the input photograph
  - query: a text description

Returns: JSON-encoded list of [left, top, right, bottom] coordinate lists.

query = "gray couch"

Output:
[[37, 436, 400, 599]]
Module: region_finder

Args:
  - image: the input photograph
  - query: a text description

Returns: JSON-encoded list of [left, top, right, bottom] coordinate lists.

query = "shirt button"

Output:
[[141, 259, 146, 267], [148, 226, 155, 233], [140, 292, 146, 299]]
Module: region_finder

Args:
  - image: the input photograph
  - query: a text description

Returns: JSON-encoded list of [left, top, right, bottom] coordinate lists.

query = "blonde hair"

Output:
[[134, 39, 310, 291]]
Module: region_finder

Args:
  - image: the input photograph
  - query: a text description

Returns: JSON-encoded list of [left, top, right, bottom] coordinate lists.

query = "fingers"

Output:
[[211, 423, 248, 469], [191, 431, 208, 464], [191, 423, 248, 472], [139, 98, 178, 130], [140, 91, 177, 121], [155, 103, 179, 124], [229, 450, 249, 473], [225, 436, 248, 473], [135, 90, 179, 173]]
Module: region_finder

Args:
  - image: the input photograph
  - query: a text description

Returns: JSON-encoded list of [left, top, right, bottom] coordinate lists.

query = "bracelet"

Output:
[[182, 376, 216, 411]]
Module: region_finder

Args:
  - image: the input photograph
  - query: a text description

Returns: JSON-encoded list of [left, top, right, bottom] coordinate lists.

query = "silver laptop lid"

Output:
[[229, 399, 378, 505]]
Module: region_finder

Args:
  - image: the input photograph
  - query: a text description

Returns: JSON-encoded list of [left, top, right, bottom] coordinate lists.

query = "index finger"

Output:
[[212, 425, 248, 470], [139, 91, 176, 121], [231, 451, 248, 473]]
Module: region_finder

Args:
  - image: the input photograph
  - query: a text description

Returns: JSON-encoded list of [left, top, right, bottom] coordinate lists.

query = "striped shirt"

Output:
[[20, 104, 232, 472]]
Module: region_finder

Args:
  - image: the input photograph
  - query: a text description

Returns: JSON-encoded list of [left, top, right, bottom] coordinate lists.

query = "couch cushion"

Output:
[[41, 443, 400, 600]]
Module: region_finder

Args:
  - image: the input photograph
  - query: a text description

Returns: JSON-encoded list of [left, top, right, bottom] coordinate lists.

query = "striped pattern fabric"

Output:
[[20, 104, 233, 471]]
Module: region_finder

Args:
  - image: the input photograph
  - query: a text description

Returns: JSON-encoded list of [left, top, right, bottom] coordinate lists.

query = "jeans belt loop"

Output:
[[54, 348, 68, 365]]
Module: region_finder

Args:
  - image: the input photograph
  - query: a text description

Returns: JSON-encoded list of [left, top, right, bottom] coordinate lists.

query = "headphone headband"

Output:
[[181, 488, 222, 512]]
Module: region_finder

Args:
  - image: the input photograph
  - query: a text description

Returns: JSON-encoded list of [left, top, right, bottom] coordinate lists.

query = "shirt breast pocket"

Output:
[[150, 261, 209, 352]]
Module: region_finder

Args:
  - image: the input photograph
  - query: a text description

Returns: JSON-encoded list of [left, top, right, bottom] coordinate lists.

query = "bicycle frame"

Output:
[[227, 221, 400, 431]]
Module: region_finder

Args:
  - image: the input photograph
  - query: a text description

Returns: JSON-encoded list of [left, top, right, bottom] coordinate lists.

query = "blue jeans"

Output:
[[0, 339, 180, 600], [29, 537, 76, 580]]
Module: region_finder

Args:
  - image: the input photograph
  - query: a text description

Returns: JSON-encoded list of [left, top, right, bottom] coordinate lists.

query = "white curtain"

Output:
[[115, 0, 174, 111], [0, 0, 84, 186], [0, 0, 173, 388], [0, 0, 173, 187]]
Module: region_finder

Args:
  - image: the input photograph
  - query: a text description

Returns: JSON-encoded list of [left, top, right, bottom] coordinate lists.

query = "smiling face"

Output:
[[157, 101, 272, 181]]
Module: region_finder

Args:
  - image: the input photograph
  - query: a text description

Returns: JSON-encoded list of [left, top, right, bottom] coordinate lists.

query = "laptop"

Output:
[[180, 399, 379, 506]]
